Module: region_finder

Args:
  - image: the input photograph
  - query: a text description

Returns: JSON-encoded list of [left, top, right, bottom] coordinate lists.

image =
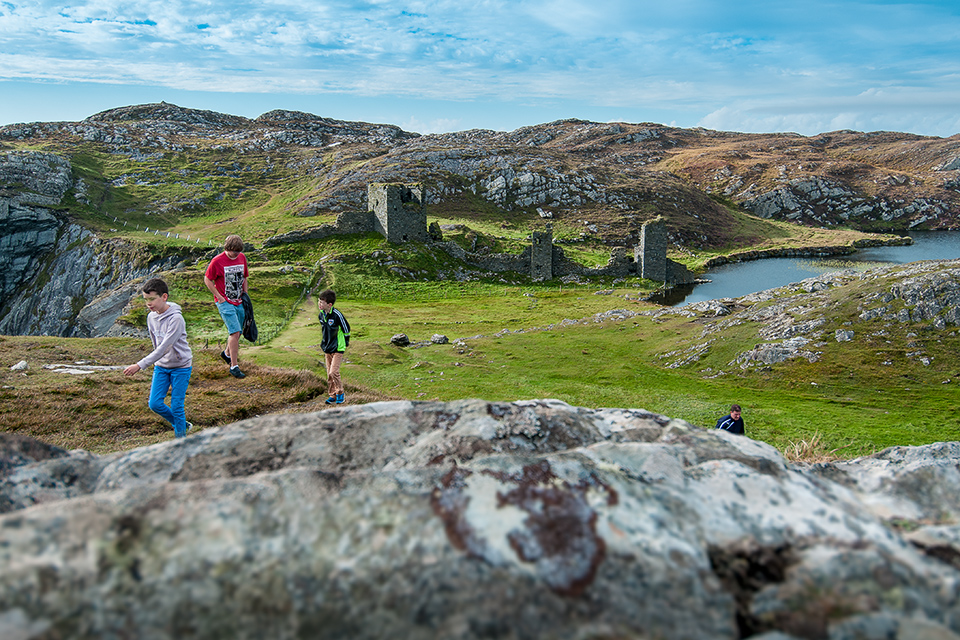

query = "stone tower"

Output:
[[637, 217, 668, 282], [368, 183, 428, 244], [531, 225, 553, 281]]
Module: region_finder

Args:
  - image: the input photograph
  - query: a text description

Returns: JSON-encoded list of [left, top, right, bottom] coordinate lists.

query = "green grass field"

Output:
[[3, 230, 957, 460]]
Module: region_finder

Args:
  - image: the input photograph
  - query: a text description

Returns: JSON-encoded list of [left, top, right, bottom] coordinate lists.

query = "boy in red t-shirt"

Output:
[[204, 234, 249, 379]]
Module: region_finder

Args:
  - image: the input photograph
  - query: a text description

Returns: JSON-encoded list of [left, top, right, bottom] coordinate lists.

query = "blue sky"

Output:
[[1, 0, 959, 136]]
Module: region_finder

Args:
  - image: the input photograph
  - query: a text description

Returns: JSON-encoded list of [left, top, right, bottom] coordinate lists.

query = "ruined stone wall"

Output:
[[435, 241, 530, 274], [263, 183, 689, 284], [638, 218, 668, 281], [666, 259, 695, 285], [262, 209, 377, 248], [531, 227, 553, 281], [368, 183, 429, 244], [442, 239, 645, 281]]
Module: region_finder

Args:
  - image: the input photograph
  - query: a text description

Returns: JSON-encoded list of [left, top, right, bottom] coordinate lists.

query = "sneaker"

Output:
[[220, 350, 231, 365], [230, 366, 246, 379], [325, 396, 337, 404], [185, 421, 194, 434], [336, 393, 344, 404]]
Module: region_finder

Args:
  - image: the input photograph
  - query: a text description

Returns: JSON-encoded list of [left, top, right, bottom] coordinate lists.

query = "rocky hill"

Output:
[[3, 399, 960, 639], [2, 102, 959, 337], [3, 102, 959, 249]]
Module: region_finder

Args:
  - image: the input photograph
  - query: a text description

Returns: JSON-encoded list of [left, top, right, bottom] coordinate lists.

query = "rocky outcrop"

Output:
[[0, 152, 74, 309], [2, 399, 960, 639], [652, 259, 960, 371], [0, 223, 192, 336], [255, 109, 419, 146], [0, 151, 74, 205], [0, 201, 63, 309], [2, 103, 420, 151], [0, 149, 198, 337], [742, 176, 952, 229]]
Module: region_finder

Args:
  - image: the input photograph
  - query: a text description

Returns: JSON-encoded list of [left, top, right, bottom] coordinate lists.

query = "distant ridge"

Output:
[[2, 101, 959, 248]]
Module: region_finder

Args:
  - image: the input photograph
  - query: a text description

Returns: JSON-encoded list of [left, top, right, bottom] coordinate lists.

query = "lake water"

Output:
[[653, 231, 960, 307]]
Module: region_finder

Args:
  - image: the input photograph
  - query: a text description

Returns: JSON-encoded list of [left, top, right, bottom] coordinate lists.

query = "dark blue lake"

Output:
[[657, 231, 960, 307]]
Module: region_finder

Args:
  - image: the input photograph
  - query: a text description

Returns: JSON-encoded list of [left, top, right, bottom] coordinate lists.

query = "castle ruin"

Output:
[[635, 217, 693, 283], [531, 226, 553, 281], [368, 183, 429, 244], [264, 183, 693, 285], [638, 217, 668, 281]]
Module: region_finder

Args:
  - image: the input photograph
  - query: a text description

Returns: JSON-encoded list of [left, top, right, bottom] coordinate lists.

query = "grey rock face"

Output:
[[0, 151, 74, 206], [0, 151, 73, 308], [0, 149, 195, 337], [2, 399, 960, 639], [0, 223, 185, 337], [741, 176, 953, 229], [0, 202, 62, 307], [0, 151, 68, 311]]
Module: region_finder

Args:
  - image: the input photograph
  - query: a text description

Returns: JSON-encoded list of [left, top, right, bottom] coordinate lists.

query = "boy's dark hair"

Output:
[[318, 289, 336, 304], [224, 235, 244, 252], [142, 278, 169, 297], [730, 404, 742, 413]]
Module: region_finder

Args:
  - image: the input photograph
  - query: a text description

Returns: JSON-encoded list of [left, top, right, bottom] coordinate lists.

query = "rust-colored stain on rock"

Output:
[[431, 460, 615, 597]]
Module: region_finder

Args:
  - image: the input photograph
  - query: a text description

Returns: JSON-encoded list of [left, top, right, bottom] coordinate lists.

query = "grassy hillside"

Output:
[[3, 246, 957, 460]]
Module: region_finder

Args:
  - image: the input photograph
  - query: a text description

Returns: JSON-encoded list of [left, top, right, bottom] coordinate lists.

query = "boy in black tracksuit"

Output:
[[317, 289, 350, 404]]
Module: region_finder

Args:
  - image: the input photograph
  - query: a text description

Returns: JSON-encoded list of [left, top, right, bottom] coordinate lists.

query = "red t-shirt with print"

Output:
[[205, 252, 248, 305]]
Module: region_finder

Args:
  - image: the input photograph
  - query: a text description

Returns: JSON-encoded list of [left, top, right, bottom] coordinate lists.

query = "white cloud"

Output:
[[2, 0, 960, 135], [399, 116, 462, 135], [699, 88, 960, 137]]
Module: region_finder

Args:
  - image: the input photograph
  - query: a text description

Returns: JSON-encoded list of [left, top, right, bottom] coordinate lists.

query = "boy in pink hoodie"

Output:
[[124, 278, 194, 438]]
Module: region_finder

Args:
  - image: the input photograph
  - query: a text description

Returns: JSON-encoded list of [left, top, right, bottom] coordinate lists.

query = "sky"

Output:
[[1, 0, 960, 137]]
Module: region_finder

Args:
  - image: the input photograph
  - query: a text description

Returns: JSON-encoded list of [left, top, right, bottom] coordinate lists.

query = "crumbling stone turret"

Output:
[[531, 225, 553, 281], [368, 183, 429, 244], [637, 217, 694, 285], [638, 217, 668, 281]]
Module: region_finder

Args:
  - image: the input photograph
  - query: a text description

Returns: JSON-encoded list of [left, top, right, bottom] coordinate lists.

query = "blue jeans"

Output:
[[149, 366, 193, 438]]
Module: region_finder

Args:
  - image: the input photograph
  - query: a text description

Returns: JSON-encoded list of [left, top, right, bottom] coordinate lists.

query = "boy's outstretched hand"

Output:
[[123, 364, 141, 376]]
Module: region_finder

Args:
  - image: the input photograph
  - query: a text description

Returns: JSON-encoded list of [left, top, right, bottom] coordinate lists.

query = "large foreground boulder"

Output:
[[2, 399, 960, 639]]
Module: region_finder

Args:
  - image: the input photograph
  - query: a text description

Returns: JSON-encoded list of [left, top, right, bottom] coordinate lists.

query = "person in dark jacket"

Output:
[[715, 404, 745, 435], [317, 289, 350, 404]]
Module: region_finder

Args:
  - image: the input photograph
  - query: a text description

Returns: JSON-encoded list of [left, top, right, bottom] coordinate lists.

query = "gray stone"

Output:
[[688, 300, 732, 316], [2, 399, 960, 639], [735, 336, 819, 367], [9, 360, 27, 371], [390, 333, 411, 347]]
